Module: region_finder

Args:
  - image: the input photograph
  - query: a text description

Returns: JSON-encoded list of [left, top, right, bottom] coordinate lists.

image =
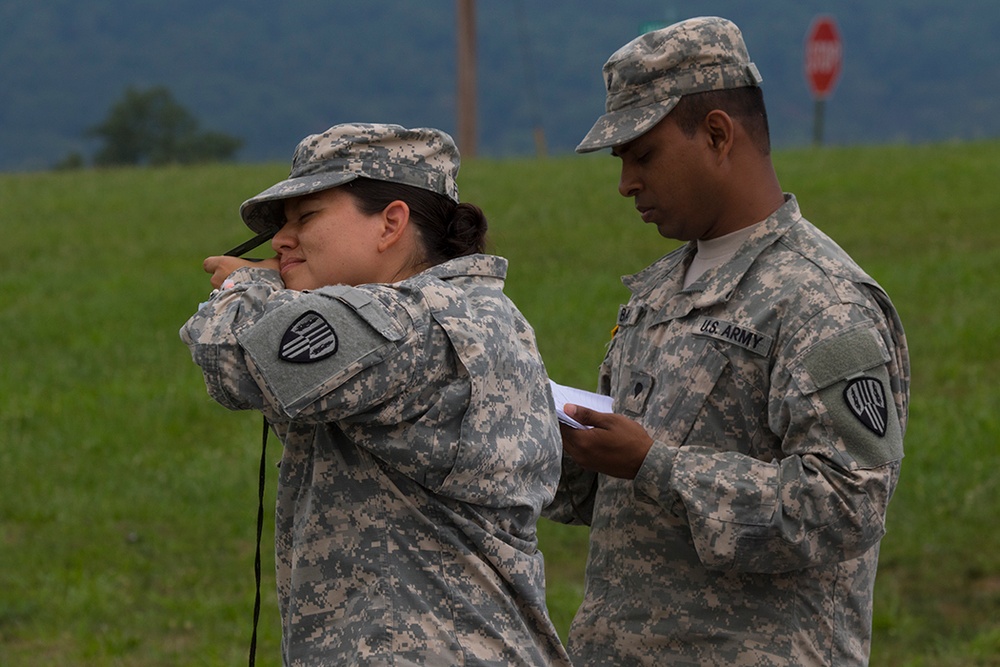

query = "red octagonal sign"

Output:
[[805, 15, 842, 98]]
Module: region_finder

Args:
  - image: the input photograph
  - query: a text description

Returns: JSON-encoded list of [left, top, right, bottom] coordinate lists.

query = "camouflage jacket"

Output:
[[546, 196, 909, 666], [181, 254, 571, 667]]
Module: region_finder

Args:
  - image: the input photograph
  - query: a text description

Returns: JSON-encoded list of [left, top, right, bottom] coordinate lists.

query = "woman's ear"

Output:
[[377, 200, 411, 253]]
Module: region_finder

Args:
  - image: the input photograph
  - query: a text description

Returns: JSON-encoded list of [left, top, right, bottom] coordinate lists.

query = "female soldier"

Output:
[[180, 123, 571, 667]]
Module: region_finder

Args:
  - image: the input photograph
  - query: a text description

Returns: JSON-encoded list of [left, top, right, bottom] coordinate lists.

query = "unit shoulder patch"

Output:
[[279, 311, 338, 363], [843, 376, 888, 437]]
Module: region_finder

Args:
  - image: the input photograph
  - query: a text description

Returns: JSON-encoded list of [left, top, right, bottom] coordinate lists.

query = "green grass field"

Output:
[[2, 142, 998, 665]]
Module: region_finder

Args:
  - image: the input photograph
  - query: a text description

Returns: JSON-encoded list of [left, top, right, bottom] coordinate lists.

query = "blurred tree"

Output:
[[53, 151, 85, 170], [88, 86, 242, 166]]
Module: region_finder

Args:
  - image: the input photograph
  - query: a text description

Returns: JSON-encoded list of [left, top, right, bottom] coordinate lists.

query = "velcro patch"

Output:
[[279, 311, 338, 363], [843, 377, 888, 437]]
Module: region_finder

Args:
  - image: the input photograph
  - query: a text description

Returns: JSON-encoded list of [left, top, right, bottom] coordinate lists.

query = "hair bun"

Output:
[[444, 203, 489, 257]]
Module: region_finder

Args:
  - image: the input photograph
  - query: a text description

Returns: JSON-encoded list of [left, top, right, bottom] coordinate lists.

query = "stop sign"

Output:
[[804, 15, 842, 98]]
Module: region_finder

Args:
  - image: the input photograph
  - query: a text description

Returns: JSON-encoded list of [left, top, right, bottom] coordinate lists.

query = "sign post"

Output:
[[804, 15, 843, 146]]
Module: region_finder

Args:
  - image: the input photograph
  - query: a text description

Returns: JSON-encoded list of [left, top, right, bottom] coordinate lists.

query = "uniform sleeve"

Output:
[[180, 270, 416, 424], [633, 303, 906, 574], [180, 266, 289, 412], [543, 455, 598, 525]]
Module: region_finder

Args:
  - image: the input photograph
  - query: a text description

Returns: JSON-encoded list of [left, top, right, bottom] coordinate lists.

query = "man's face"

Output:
[[611, 115, 723, 242]]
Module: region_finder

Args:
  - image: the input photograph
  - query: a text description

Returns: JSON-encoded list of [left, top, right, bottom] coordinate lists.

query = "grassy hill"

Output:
[[1, 142, 998, 665]]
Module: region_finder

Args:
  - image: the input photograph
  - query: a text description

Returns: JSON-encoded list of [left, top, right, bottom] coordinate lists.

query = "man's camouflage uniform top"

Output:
[[547, 195, 909, 665], [181, 253, 572, 666]]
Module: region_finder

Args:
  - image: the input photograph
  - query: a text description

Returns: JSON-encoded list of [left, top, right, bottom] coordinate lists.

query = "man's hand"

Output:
[[202, 255, 280, 289], [560, 404, 654, 479]]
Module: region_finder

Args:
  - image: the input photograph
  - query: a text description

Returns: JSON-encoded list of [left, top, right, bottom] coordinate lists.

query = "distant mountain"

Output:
[[3, 0, 999, 171]]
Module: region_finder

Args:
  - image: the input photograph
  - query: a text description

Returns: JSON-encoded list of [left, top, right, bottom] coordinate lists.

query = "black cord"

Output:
[[249, 417, 269, 666], [225, 229, 277, 258]]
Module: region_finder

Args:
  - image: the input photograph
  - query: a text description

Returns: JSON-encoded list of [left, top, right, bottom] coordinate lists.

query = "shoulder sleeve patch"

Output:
[[843, 376, 889, 437], [792, 326, 903, 467], [278, 311, 338, 363], [236, 292, 401, 416], [817, 366, 904, 467]]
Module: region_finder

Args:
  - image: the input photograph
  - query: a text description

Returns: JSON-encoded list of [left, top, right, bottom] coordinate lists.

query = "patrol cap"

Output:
[[576, 16, 763, 153], [240, 122, 461, 233]]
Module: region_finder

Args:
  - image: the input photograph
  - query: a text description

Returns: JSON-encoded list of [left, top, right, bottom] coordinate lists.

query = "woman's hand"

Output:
[[202, 255, 280, 289]]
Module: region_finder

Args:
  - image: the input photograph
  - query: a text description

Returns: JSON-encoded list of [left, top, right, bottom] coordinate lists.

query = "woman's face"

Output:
[[272, 187, 385, 290]]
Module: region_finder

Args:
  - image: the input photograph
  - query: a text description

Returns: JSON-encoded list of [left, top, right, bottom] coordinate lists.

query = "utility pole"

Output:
[[456, 0, 477, 157]]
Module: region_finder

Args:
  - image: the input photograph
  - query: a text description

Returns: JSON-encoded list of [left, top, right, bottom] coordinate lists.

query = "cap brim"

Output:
[[575, 98, 679, 153], [239, 171, 359, 234]]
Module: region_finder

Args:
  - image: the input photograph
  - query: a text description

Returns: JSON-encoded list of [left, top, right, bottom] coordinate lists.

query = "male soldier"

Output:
[[545, 17, 909, 666]]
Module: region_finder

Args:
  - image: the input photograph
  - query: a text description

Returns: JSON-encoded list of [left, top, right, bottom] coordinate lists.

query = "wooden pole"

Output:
[[457, 0, 477, 157]]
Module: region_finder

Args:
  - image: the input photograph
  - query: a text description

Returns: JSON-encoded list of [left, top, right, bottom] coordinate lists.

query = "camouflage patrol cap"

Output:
[[576, 16, 763, 153], [240, 122, 461, 233]]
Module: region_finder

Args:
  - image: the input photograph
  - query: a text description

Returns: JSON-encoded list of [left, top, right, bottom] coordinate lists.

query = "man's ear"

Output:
[[377, 200, 411, 253], [703, 109, 735, 162]]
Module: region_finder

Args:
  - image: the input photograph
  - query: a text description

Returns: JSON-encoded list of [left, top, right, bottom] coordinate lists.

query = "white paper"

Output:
[[549, 379, 614, 429]]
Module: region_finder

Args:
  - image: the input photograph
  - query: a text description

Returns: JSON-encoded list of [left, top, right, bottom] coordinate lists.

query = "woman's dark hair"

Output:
[[670, 86, 771, 156], [345, 178, 488, 265]]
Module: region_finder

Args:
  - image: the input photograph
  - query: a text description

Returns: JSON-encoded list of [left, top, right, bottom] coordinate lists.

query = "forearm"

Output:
[[543, 455, 598, 526], [634, 440, 899, 573], [180, 266, 288, 411]]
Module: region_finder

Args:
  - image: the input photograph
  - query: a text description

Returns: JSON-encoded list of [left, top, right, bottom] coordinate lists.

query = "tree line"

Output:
[[59, 86, 243, 169]]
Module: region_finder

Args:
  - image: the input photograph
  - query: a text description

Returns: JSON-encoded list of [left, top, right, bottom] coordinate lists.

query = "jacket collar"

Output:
[[418, 253, 508, 282], [622, 195, 802, 321]]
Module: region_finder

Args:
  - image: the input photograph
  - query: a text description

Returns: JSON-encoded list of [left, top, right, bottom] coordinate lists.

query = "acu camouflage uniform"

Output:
[[181, 123, 572, 666], [182, 256, 571, 666], [547, 196, 909, 666], [551, 17, 910, 666]]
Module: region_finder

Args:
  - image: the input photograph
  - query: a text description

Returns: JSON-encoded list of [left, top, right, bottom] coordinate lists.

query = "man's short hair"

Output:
[[670, 86, 771, 155]]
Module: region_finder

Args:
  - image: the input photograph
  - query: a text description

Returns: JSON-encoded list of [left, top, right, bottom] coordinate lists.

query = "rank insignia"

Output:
[[843, 377, 888, 437], [279, 311, 338, 363]]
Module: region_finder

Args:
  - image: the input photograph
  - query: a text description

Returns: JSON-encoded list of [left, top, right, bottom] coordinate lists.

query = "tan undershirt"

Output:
[[683, 224, 759, 288]]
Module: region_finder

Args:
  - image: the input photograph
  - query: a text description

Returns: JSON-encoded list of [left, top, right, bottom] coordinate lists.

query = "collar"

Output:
[[417, 253, 508, 282], [622, 194, 803, 318]]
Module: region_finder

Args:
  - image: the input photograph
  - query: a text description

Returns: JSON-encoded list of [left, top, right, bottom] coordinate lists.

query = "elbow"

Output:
[[693, 498, 888, 574], [191, 344, 262, 412]]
